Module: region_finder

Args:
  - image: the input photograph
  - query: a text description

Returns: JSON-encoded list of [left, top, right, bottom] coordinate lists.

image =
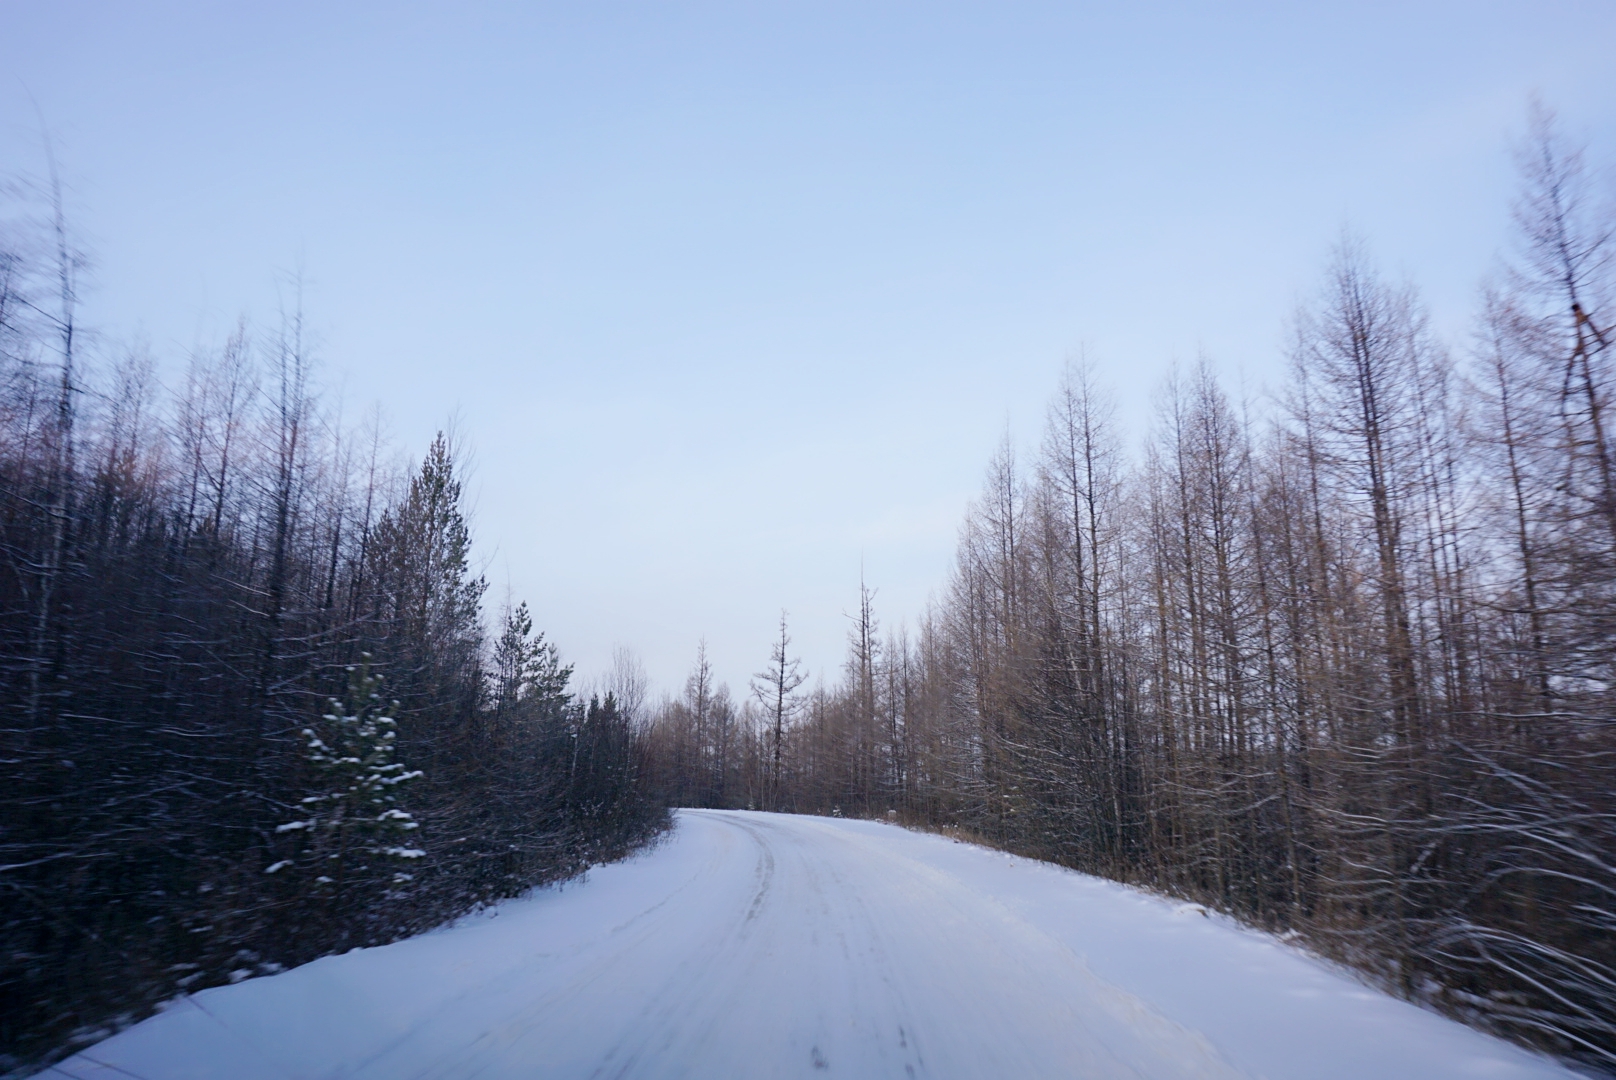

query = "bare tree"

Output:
[[752, 611, 806, 810]]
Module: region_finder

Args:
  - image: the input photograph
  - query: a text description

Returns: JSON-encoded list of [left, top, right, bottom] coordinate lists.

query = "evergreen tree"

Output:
[[270, 657, 424, 890]]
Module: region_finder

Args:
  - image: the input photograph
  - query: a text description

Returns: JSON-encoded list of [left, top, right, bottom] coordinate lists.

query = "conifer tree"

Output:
[[271, 657, 424, 889]]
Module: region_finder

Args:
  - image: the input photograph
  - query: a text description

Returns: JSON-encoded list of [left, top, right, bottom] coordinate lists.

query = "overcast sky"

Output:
[[3, 1, 1614, 698]]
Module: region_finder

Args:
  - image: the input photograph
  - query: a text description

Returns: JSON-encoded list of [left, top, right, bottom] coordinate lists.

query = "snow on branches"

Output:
[[268, 656, 424, 883]]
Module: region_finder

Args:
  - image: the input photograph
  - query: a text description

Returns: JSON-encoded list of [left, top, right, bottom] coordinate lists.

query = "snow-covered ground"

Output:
[[45, 810, 1574, 1079]]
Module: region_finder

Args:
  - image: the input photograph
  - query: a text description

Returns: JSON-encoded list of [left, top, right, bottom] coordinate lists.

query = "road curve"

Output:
[[49, 810, 1571, 1080]]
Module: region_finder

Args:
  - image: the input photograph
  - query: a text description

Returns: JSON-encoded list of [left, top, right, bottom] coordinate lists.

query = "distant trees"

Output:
[[642, 640, 747, 809], [730, 110, 1616, 1070], [0, 193, 663, 1071], [753, 613, 806, 810]]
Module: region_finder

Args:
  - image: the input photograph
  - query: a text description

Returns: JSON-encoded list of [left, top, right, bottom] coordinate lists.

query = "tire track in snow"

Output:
[[47, 810, 1572, 1080]]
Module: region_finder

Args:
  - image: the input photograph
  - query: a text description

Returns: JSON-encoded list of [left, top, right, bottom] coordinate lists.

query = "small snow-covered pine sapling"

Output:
[[269, 655, 425, 885]]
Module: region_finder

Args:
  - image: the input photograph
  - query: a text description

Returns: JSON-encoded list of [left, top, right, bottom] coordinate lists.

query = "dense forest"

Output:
[[6, 106, 1615, 1074], [641, 110, 1616, 1070], [0, 174, 665, 1069]]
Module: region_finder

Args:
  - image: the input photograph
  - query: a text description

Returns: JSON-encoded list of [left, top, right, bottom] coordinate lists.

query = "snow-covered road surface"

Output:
[[48, 810, 1572, 1080]]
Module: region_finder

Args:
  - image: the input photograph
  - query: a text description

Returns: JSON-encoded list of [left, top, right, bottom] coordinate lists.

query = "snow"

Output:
[[43, 810, 1575, 1079]]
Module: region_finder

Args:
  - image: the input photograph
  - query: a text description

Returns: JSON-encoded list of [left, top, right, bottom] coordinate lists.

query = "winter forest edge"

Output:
[[636, 108, 1616, 1073], [0, 160, 667, 1069], [4, 105, 1616, 1073]]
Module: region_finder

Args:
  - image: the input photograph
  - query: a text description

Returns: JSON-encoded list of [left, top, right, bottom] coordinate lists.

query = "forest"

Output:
[[0, 174, 664, 1069], [4, 107, 1614, 1075], [638, 111, 1616, 1071]]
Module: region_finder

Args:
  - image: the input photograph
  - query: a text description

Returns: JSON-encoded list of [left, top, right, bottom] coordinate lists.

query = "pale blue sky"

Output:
[[4, 1, 1614, 697]]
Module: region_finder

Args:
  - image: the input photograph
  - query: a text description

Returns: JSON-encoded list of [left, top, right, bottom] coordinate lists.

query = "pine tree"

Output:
[[491, 601, 572, 727], [270, 657, 424, 887]]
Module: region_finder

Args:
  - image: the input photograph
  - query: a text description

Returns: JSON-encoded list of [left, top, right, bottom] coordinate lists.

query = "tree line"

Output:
[[643, 108, 1616, 1070], [0, 174, 664, 1070]]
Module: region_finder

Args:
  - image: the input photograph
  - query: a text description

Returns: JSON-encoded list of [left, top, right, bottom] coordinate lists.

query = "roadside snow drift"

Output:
[[46, 810, 1573, 1079]]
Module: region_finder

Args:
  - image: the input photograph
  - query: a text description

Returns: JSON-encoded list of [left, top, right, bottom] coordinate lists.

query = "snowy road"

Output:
[[50, 810, 1572, 1080]]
